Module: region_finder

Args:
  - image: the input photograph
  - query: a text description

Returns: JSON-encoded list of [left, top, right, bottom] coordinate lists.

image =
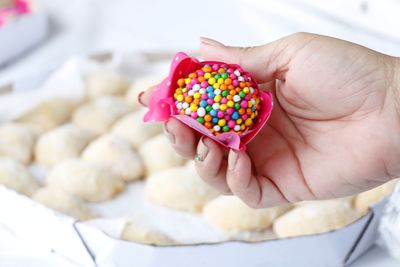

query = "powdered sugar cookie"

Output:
[[82, 134, 144, 181], [354, 179, 399, 214], [111, 109, 162, 149], [0, 123, 35, 164], [203, 196, 291, 231], [35, 124, 94, 167], [17, 98, 77, 131], [126, 74, 163, 110], [121, 220, 176, 246], [33, 187, 94, 220], [86, 71, 131, 99], [273, 199, 362, 238], [138, 134, 185, 175], [46, 159, 124, 202], [0, 157, 38, 196], [72, 96, 131, 135], [146, 165, 219, 212]]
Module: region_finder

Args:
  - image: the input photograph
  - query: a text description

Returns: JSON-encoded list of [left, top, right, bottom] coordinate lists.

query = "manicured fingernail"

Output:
[[200, 37, 223, 47], [195, 137, 209, 162], [137, 91, 147, 107], [163, 121, 175, 144], [228, 150, 238, 171]]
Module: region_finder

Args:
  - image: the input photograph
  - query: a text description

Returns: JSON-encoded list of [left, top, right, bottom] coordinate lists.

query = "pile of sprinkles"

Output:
[[173, 63, 261, 135]]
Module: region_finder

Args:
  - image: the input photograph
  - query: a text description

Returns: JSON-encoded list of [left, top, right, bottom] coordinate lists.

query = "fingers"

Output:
[[138, 85, 156, 107], [200, 33, 317, 83], [139, 85, 198, 159], [226, 150, 288, 208], [195, 137, 231, 195], [164, 118, 197, 159], [161, 119, 289, 206]]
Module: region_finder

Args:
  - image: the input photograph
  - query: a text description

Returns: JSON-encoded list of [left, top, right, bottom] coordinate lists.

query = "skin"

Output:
[[139, 33, 400, 208]]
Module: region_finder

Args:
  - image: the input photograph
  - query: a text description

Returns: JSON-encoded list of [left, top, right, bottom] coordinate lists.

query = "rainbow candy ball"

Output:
[[173, 63, 261, 135]]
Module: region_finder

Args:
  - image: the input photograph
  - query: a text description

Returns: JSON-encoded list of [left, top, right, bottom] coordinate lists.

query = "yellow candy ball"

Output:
[[227, 100, 234, 107], [176, 95, 184, 102], [204, 73, 211, 79], [220, 104, 227, 111], [245, 118, 252, 126], [208, 77, 216, 85], [218, 119, 226, 127], [190, 103, 198, 111], [214, 95, 222, 103], [194, 92, 201, 99]]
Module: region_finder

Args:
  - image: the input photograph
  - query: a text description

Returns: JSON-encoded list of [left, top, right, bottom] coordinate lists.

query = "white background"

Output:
[[1, 0, 400, 266]]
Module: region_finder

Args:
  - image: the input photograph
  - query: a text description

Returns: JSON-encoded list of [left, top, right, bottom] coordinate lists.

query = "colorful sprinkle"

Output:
[[173, 63, 260, 135]]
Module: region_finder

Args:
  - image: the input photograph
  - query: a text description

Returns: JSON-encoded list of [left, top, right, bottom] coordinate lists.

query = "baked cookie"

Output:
[[111, 109, 162, 149], [125, 74, 163, 110], [72, 96, 131, 135], [273, 199, 362, 238], [35, 124, 94, 166], [46, 159, 124, 202], [81, 134, 144, 181], [203, 196, 291, 231], [354, 179, 399, 214], [0, 123, 35, 164], [33, 186, 94, 220], [0, 157, 38, 196], [121, 220, 176, 246], [138, 134, 185, 175], [86, 71, 131, 99], [146, 165, 219, 212], [17, 97, 77, 131]]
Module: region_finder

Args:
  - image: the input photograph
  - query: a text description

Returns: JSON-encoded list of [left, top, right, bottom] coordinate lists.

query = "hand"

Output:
[[140, 33, 400, 208]]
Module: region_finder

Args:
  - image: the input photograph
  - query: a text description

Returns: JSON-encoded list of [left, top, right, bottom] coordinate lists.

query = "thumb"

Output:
[[200, 34, 307, 83]]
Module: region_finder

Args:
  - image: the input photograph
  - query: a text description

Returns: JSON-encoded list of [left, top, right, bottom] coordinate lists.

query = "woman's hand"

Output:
[[140, 33, 400, 208]]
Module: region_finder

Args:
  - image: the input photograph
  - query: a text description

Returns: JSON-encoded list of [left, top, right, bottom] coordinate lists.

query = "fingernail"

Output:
[[163, 121, 175, 144], [200, 37, 223, 47], [228, 150, 238, 171], [137, 91, 147, 107], [195, 137, 209, 162]]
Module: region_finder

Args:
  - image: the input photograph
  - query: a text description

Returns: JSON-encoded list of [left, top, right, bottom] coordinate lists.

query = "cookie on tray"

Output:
[[35, 124, 94, 167], [85, 71, 131, 99], [17, 97, 78, 131], [46, 159, 124, 202], [273, 199, 362, 238], [145, 164, 219, 212], [0, 122, 36, 164], [121, 220, 176, 246], [354, 179, 399, 214], [0, 157, 38, 196], [81, 134, 144, 181], [111, 109, 162, 149], [138, 134, 186, 175], [125, 74, 164, 111], [33, 186, 94, 220], [203, 196, 291, 231], [72, 96, 131, 135]]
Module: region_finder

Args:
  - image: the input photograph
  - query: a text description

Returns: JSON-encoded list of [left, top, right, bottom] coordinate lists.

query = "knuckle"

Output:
[[290, 32, 310, 40]]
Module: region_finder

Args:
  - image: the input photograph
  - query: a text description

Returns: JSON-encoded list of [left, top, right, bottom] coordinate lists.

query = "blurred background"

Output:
[[1, 0, 400, 266], [1, 0, 400, 82]]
